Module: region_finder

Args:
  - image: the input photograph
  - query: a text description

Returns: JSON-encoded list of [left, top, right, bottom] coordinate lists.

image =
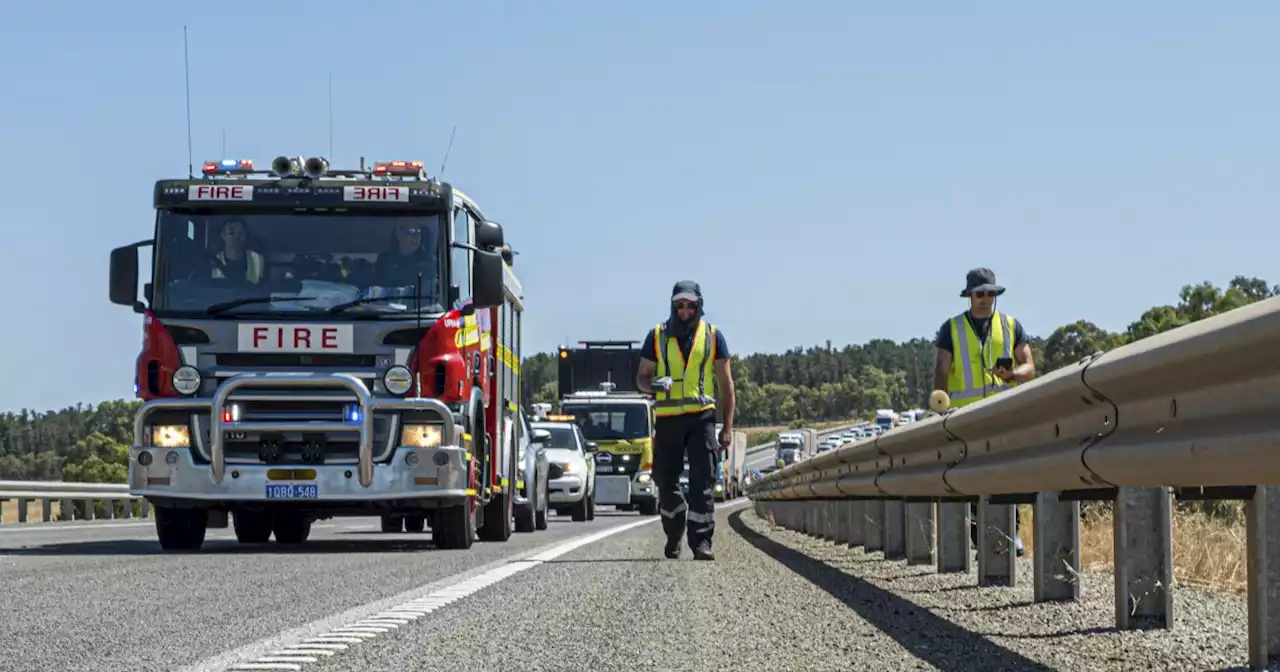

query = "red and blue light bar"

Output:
[[202, 159, 255, 175]]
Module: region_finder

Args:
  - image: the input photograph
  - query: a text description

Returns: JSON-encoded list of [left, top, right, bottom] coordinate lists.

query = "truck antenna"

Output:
[[327, 71, 334, 161], [438, 125, 457, 179], [183, 25, 195, 178]]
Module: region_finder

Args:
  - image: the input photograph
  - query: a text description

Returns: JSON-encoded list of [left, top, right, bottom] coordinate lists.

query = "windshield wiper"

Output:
[[205, 296, 321, 316], [325, 296, 423, 315]]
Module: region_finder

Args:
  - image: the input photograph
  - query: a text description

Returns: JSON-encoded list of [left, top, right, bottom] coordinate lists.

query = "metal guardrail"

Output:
[[746, 296, 1280, 670], [0, 481, 148, 524]]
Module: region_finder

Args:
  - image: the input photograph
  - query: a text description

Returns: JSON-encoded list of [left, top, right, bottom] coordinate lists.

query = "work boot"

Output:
[[664, 536, 681, 559], [692, 541, 714, 561]]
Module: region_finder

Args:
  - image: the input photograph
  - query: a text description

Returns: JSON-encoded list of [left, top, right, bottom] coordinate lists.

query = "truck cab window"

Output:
[[451, 207, 471, 304]]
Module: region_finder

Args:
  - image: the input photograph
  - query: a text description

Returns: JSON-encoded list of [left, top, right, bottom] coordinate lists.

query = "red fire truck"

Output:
[[108, 155, 525, 551]]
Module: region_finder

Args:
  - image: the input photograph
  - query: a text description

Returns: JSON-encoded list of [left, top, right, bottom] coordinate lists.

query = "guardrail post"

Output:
[[18, 498, 29, 523], [42, 499, 53, 522], [883, 500, 905, 560], [1033, 492, 1081, 602], [865, 501, 884, 552], [104, 499, 115, 520], [833, 501, 849, 544], [81, 499, 94, 521], [1247, 485, 1280, 670], [822, 502, 836, 541], [848, 501, 865, 548], [905, 501, 936, 565], [1113, 486, 1174, 629], [60, 498, 72, 521], [977, 498, 1017, 587], [937, 501, 971, 573]]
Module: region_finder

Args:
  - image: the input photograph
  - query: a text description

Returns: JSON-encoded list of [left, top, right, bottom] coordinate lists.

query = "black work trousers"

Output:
[[653, 411, 718, 550]]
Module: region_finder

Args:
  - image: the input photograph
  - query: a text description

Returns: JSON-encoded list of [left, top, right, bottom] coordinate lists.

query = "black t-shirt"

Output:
[[935, 312, 1027, 353], [214, 254, 259, 283]]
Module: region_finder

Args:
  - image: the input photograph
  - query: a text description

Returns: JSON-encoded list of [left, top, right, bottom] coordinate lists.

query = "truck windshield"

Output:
[[151, 210, 446, 317], [561, 404, 651, 441]]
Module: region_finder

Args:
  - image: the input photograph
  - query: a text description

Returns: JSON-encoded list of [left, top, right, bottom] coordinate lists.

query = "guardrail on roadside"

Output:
[[746, 296, 1280, 671], [0, 481, 148, 525]]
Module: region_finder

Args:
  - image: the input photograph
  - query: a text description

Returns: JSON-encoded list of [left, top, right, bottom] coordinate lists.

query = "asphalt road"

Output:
[[0, 499, 1258, 671]]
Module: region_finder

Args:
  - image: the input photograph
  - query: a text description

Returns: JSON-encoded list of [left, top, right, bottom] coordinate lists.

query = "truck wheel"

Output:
[[586, 491, 596, 521], [571, 494, 588, 522], [232, 510, 273, 543], [479, 491, 513, 541], [154, 507, 207, 551], [433, 502, 475, 549], [638, 500, 659, 516], [273, 512, 311, 544], [380, 515, 403, 533], [404, 515, 426, 533]]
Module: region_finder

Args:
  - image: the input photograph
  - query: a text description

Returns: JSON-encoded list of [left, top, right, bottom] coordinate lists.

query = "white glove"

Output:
[[652, 376, 674, 391]]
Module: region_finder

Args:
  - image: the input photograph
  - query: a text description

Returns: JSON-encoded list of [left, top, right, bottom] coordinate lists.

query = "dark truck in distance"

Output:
[[108, 155, 527, 552]]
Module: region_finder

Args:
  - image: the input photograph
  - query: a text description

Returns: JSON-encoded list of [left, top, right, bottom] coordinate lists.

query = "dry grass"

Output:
[[0, 498, 62, 524], [1017, 503, 1248, 594]]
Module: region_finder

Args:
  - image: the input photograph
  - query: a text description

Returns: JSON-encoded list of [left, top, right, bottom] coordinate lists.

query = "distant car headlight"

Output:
[[151, 425, 190, 448], [401, 424, 442, 448], [556, 462, 573, 473]]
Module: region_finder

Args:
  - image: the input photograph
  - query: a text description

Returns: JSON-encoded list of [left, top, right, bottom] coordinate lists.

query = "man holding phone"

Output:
[[931, 267, 1036, 555]]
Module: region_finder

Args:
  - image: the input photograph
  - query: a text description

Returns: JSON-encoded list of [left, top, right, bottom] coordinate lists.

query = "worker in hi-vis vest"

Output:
[[932, 267, 1036, 555], [636, 280, 735, 561], [212, 218, 266, 284]]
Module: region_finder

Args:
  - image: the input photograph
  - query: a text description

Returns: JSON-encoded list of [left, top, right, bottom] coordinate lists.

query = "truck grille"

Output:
[[189, 389, 399, 466]]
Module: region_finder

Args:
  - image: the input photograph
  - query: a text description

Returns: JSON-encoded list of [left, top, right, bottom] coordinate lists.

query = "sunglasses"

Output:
[[969, 291, 995, 298], [674, 301, 698, 310]]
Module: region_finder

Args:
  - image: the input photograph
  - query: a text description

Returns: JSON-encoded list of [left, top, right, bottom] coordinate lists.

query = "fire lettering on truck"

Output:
[[188, 185, 254, 201], [236, 324, 355, 354], [343, 185, 409, 202]]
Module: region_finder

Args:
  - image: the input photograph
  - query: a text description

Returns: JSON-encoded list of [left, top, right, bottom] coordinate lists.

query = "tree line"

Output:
[[0, 276, 1272, 484]]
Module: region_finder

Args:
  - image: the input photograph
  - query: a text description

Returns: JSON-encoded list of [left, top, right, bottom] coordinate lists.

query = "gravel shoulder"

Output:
[[311, 504, 1252, 672]]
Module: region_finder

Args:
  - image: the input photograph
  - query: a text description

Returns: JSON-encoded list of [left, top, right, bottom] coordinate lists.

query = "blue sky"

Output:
[[2, 1, 1277, 412]]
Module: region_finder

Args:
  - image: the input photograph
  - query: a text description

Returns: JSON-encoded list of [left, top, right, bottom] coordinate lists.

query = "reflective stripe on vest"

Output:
[[946, 310, 1017, 408], [652, 321, 717, 417], [213, 250, 264, 283]]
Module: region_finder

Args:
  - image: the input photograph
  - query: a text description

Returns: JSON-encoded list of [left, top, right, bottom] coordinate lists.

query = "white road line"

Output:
[[178, 516, 662, 672]]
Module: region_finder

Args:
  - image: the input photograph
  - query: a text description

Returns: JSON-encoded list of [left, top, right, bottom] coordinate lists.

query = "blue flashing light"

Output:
[[345, 405, 361, 423], [202, 159, 255, 175]]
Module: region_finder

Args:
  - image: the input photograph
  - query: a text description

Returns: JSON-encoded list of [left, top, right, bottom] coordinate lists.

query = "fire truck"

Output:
[[553, 341, 658, 516], [107, 155, 525, 552]]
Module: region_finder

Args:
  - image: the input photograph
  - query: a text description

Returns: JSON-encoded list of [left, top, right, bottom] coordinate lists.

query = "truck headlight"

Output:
[[151, 425, 190, 448], [636, 471, 652, 484], [171, 365, 201, 396], [384, 365, 413, 395], [402, 424, 442, 448]]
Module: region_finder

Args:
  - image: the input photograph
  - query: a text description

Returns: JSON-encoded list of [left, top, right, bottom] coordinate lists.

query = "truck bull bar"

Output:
[[132, 372, 457, 489]]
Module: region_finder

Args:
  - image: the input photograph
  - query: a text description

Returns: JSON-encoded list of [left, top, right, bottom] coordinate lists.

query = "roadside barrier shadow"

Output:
[[728, 509, 1053, 672], [0, 538, 442, 556]]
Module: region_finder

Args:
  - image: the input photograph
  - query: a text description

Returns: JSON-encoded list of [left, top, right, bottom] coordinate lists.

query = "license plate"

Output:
[[266, 483, 318, 499], [597, 465, 613, 473]]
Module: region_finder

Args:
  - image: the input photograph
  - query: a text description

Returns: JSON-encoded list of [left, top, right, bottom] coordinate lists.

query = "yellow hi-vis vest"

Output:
[[652, 320, 718, 418], [946, 310, 1019, 408], [213, 250, 265, 283]]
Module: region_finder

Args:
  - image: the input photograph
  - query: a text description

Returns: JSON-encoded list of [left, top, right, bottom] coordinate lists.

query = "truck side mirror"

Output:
[[471, 248, 505, 309], [584, 441, 598, 453], [531, 428, 551, 444], [110, 242, 151, 313], [475, 219, 504, 250]]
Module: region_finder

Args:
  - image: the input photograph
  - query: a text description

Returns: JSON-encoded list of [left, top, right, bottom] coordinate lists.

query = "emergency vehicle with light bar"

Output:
[[109, 155, 527, 552], [553, 340, 658, 516]]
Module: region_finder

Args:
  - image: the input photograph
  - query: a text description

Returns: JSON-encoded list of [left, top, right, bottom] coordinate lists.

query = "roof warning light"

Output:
[[202, 159, 254, 175], [374, 160, 425, 177]]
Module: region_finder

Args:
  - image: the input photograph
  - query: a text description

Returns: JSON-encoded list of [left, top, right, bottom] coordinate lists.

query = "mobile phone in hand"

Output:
[[995, 357, 1014, 371]]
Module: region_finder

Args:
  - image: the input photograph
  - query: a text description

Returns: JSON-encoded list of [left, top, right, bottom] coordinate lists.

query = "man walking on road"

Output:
[[636, 281, 735, 561], [932, 267, 1036, 556]]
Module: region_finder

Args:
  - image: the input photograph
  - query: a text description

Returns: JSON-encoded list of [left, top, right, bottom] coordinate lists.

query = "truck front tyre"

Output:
[[433, 502, 475, 549], [154, 507, 208, 551], [272, 512, 311, 544], [233, 511, 273, 543], [479, 491, 512, 542], [404, 515, 426, 533], [571, 493, 589, 522], [381, 515, 404, 533], [638, 500, 659, 516]]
